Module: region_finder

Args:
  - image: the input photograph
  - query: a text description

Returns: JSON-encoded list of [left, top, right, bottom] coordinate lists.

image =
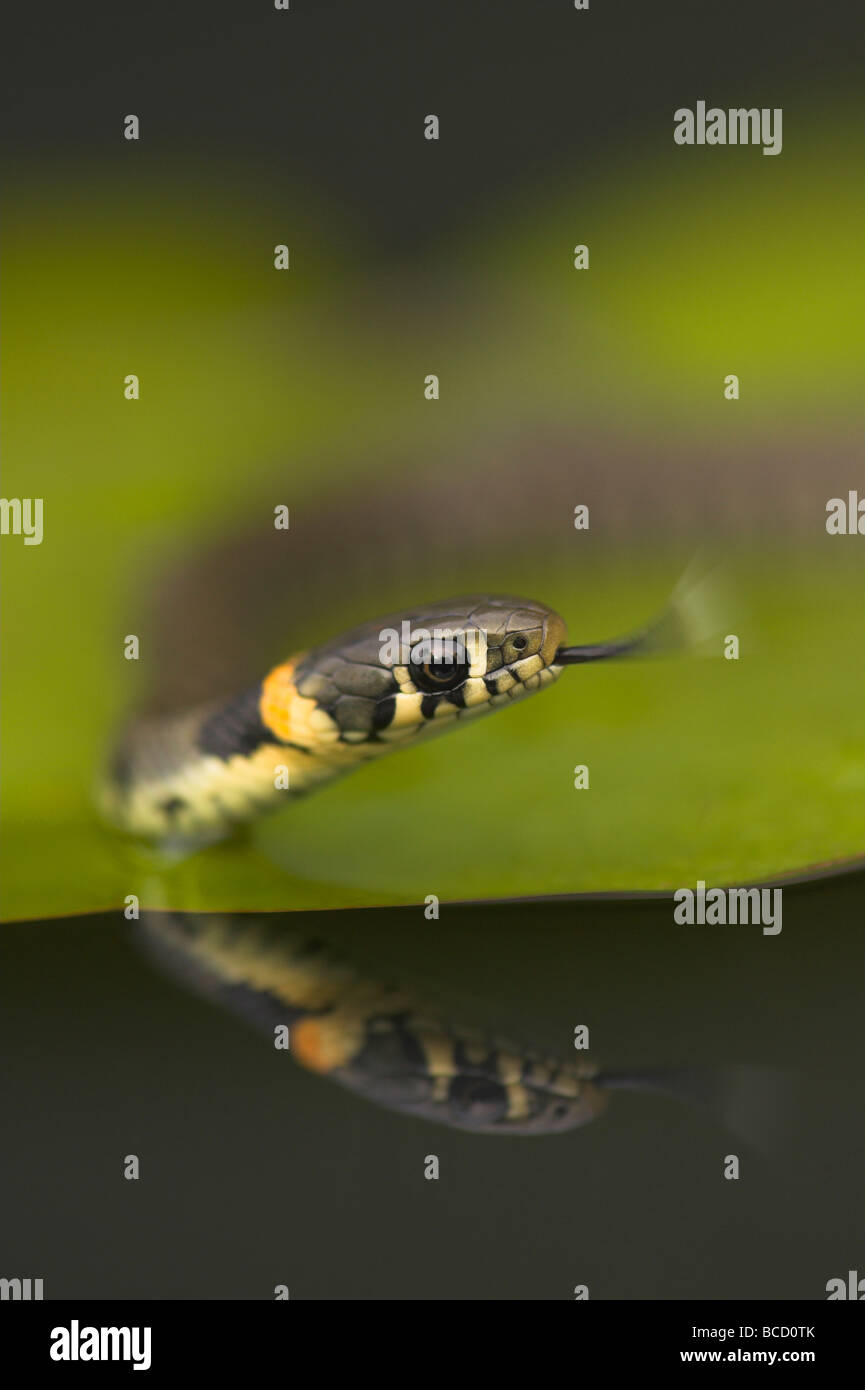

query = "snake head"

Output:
[[102, 596, 570, 840], [290, 595, 569, 751]]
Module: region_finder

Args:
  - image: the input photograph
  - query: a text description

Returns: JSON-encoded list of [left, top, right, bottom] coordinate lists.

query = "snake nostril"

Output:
[[512, 635, 528, 651]]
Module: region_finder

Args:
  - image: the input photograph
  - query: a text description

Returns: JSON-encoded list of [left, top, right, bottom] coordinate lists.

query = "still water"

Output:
[[2, 870, 863, 1300]]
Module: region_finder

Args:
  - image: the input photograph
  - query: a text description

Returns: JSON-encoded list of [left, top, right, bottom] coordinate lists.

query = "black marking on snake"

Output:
[[220, 980, 311, 1031], [197, 685, 273, 760], [453, 1035, 489, 1072], [371, 695, 396, 733], [521, 1054, 541, 1082], [158, 796, 186, 818], [420, 694, 439, 720], [448, 1073, 509, 1121], [350, 1014, 429, 1079], [109, 742, 134, 793]]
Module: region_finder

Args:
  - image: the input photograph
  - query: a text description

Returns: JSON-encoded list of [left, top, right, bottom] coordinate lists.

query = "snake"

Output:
[[101, 590, 694, 842], [108, 579, 763, 1139]]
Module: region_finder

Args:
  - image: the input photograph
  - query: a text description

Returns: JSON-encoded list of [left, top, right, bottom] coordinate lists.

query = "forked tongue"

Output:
[[557, 556, 731, 666], [595, 1064, 802, 1159]]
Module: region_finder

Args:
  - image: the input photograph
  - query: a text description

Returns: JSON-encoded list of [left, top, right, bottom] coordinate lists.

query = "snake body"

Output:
[[102, 595, 567, 840]]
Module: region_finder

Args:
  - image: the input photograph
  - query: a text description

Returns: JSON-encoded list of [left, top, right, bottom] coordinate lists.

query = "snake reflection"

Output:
[[136, 911, 611, 1135]]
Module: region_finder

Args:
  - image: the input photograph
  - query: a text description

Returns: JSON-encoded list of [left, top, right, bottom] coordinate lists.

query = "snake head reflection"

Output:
[[321, 1014, 608, 1135]]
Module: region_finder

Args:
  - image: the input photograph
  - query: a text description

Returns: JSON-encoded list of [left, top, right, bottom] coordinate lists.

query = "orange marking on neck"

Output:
[[291, 1017, 357, 1074], [259, 656, 306, 743]]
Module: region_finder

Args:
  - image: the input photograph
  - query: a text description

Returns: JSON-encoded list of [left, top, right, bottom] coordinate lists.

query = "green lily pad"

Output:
[[2, 548, 862, 921], [2, 165, 863, 920], [252, 548, 865, 901]]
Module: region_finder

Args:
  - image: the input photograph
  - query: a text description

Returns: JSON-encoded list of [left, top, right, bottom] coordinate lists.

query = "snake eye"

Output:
[[409, 637, 469, 693], [424, 660, 460, 684]]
